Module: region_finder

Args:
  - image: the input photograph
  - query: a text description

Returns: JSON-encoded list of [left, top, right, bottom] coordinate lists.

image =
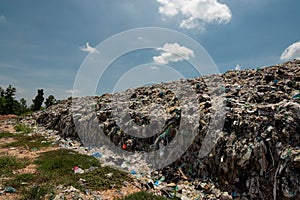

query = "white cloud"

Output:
[[0, 15, 6, 23], [156, 0, 231, 30], [280, 41, 300, 60], [66, 89, 80, 95], [80, 42, 99, 54], [153, 42, 194, 64]]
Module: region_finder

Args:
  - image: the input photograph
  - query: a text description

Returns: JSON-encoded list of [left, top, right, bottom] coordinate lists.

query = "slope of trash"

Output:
[[33, 60, 300, 199]]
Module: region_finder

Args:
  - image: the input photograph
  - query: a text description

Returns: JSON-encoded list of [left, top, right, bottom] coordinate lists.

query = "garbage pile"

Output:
[[33, 60, 300, 199]]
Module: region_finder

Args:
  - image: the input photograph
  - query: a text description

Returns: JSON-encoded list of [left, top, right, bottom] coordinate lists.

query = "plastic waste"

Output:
[[91, 152, 102, 158], [292, 92, 300, 99], [154, 180, 161, 186], [31, 147, 38, 151], [73, 166, 84, 174], [32, 59, 300, 199], [158, 92, 164, 98], [5, 187, 16, 193]]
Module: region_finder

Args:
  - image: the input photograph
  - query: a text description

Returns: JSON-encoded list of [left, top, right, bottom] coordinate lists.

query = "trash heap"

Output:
[[33, 60, 300, 199]]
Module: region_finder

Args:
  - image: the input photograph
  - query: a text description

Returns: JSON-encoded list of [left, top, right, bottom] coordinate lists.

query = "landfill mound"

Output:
[[34, 60, 300, 199]]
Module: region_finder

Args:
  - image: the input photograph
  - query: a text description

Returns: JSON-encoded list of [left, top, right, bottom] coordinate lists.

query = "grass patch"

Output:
[[0, 148, 132, 199], [0, 131, 15, 138], [14, 123, 32, 134], [5, 173, 35, 189], [19, 110, 34, 117], [2, 134, 51, 150], [119, 191, 173, 200], [0, 156, 30, 176], [1, 123, 51, 150], [34, 149, 131, 191], [21, 185, 52, 200]]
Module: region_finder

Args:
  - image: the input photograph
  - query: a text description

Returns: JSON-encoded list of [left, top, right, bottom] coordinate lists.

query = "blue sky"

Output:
[[0, 0, 300, 103]]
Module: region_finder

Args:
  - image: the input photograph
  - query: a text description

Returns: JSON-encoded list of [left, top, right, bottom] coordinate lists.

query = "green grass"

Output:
[[19, 110, 34, 117], [119, 191, 173, 200], [0, 156, 30, 176], [21, 185, 52, 200], [2, 134, 52, 150], [1, 149, 132, 199], [4, 173, 35, 189], [0, 131, 15, 138], [34, 149, 131, 191], [0, 133, 134, 199], [14, 123, 32, 134], [0, 123, 52, 150]]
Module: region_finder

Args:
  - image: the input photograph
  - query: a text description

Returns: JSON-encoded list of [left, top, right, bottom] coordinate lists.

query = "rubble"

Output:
[[31, 60, 300, 199]]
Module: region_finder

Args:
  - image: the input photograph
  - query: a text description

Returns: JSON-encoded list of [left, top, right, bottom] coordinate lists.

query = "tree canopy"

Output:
[[32, 89, 44, 111], [0, 85, 60, 115]]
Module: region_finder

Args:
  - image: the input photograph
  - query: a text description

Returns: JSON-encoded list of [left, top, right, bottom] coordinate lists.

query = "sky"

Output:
[[0, 0, 300, 104]]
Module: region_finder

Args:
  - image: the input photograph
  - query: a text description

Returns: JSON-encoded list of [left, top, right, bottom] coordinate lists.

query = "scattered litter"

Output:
[[30, 147, 38, 151], [292, 92, 300, 99], [30, 59, 300, 199], [73, 166, 84, 174], [4, 187, 16, 193], [91, 152, 102, 158]]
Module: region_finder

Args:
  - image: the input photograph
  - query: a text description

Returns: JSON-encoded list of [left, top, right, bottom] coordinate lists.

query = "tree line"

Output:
[[0, 85, 61, 115]]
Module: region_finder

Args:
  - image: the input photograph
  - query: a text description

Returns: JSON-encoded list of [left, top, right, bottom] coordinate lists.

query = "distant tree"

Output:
[[20, 98, 27, 108], [4, 85, 16, 114], [32, 89, 44, 111], [45, 95, 56, 108], [0, 87, 5, 114], [0, 95, 5, 114], [19, 98, 28, 114], [56, 99, 63, 104], [0, 85, 22, 115], [0, 87, 4, 97]]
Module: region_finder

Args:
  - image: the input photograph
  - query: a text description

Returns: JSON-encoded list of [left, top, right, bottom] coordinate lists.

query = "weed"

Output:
[[0, 156, 30, 176], [14, 123, 32, 134], [34, 149, 131, 191], [0, 132, 14, 138], [5, 173, 35, 189], [21, 185, 49, 200], [2, 134, 51, 149], [118, 191, 173, 200], [0, 145, 133, 199]]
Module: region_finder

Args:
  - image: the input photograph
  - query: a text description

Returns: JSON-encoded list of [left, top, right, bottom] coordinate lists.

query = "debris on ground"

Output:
[[9, 59, 300, 199]]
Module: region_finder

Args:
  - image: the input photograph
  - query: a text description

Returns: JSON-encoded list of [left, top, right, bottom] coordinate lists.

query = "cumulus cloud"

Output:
[[280, 41, 300, 60], [66, 89, 80, 95], [0, 15, 6, 23], [156, 0, 231, 30], [153, 42, 194, 64], [80, 42, 99, 54]]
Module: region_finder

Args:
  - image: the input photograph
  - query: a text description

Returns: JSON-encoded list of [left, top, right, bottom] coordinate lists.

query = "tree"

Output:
[[0, 85, 22, 115], [0, 87, 4, 97], [2, 85, 17, 114], [5, 85, 16, 114], [32, 89, 44, 111], [45, 95, 56, 108], [19, 98, 27, 114], [0, 87, 5, 114]]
